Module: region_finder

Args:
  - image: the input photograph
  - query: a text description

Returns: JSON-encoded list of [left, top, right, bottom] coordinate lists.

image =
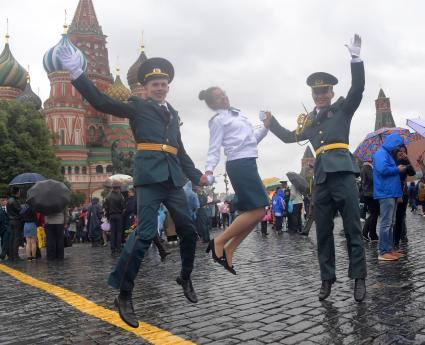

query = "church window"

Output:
[[88, 126, 96, 143], [106, 165, 113, 173], [75, 166, 80, 174], [82, 166, 87, 174], [60, 130, 65, 145], [67, 166, 72, 175], [96, 165, 104, 174], [61, 83, 65, 96]]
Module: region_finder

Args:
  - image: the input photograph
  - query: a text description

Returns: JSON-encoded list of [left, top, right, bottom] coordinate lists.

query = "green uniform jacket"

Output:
[[72, 74, 202, 188], [270, 62, 365, 184]]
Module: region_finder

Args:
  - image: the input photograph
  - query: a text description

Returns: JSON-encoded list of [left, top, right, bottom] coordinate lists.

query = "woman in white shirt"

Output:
[[200, 87, 269, 274]]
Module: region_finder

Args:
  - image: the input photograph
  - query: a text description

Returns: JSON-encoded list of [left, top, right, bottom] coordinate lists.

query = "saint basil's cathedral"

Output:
[[0, 0, 147, 199]]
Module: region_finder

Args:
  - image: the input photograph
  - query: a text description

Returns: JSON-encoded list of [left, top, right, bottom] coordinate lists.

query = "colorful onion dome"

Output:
[[17, 76, 42, 109], [0, 35, 28, 90], [127, 43, 147, 86], [43, 29, 87, 75], [106, 69, 131, 101]]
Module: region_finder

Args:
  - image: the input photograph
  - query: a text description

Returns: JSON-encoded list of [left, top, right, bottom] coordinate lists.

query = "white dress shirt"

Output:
[[205, 107, 268, 172]]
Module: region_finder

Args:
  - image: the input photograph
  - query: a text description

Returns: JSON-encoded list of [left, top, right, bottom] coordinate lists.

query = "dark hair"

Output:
[[198, 87, 220, 109], [11, 186, 20, 195]]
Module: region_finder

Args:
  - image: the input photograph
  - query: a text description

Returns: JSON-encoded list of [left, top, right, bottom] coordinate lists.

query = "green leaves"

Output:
[[0, 100, 63, 185]]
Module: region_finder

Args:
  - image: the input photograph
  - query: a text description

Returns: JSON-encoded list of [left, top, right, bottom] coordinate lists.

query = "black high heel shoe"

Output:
[[223, 250, 237, 275], [206, 239, 226, 267]]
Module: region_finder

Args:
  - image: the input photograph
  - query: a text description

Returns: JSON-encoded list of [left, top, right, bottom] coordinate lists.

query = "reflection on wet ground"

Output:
[[1, 212, 425, 344]]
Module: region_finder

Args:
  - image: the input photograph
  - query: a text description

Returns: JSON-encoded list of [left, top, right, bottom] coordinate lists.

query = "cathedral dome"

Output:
[[105, 69, 131, 101], [127, 44, 147, 87], [0, 36, 28, 90], [43, 30, 87, 75], [17, 76, 42, 109]]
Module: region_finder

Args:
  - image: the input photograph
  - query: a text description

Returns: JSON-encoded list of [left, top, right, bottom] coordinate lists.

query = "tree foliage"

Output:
[[70, 191, 87, 208], [0, 100, 63, 185]]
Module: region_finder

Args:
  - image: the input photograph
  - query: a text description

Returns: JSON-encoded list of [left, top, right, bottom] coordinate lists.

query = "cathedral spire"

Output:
[[68, 0, 103, 35]]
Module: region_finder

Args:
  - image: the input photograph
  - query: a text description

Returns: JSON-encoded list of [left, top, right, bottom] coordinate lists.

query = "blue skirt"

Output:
[[24, 222, 37, 237], [226, 158, 269, 211]]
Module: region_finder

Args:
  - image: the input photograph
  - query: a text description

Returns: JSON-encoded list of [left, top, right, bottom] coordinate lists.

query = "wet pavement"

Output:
[[1, 211, 425, 345]]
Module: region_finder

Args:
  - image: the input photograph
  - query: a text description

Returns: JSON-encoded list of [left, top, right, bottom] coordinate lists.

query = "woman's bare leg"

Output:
[[30, 237, 37, 258], [213, 207, 265, 263]]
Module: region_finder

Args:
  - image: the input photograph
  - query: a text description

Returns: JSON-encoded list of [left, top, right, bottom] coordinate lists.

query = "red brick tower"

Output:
[[374, 88, 396, 130], [301, 146, 315, 178], [42, 0, 134, 200]]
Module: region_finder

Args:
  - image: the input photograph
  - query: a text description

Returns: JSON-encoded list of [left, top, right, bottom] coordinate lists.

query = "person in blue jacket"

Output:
[[373, 133, 407, 261], [272, 188, 285, 233]]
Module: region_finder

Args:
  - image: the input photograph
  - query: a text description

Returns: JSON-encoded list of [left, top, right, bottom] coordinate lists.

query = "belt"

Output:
[[315, 143, 349, 156], [136, 143, 178, 155]]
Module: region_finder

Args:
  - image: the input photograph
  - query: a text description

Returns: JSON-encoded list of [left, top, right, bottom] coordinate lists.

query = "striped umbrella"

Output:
[[353, 127, 414, 162]]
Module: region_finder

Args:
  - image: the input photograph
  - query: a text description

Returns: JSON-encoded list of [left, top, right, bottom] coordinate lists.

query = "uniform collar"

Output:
[[217, 107, 240, 116]]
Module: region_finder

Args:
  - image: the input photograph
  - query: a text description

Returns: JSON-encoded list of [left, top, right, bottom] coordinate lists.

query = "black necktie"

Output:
[[160, 105, 171, 122]]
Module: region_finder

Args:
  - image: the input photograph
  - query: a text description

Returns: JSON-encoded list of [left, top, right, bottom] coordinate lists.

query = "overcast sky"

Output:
[[2, 0, 425, 192]]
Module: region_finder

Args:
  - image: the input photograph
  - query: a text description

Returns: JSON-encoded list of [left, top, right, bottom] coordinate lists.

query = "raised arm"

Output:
[[58, 46, 136, 118], [254, 124, 268, 144], [342, 34, 365, 116], [72, 74, 137, 118]]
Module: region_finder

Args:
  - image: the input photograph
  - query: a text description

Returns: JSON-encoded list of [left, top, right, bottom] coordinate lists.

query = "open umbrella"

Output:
[[406, 118, 425, 138], [286, 172, 308, 195], [104, 174, 133, 188], [9, 173, 46, 186], [353, 127, 414, 162], [27, 179, 70, 215]]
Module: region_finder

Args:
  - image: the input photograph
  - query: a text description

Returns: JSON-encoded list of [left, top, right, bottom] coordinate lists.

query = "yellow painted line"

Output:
[[0, 263, 196, 345]]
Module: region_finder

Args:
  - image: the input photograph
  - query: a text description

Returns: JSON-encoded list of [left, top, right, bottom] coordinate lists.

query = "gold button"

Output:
[[162, 144, 167, 151], [320, 140, 324, 144], [319, 131, 323, 134]]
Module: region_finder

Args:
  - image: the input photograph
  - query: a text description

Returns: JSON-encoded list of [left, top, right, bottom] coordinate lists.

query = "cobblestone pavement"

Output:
[[1, 212, 425, 345]]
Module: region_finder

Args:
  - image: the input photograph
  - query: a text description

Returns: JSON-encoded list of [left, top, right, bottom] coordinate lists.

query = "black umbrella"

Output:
[[286, 172, 308, 195], [27, 179, 71, 215]]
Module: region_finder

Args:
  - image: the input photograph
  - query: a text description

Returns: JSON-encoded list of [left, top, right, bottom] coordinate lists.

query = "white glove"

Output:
[[345, 34, 361, 58], [57, 46, 84, 80], [206, 175, 215, 186], [259, 111, 267, 121]]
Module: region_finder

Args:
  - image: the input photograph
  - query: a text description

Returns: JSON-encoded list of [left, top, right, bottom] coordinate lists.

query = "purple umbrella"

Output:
[[406, 118, 425, 138]]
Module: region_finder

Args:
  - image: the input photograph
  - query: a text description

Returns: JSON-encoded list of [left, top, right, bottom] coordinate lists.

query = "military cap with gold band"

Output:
[[306, 72, 338, 92], [137, 57, 174, 85]]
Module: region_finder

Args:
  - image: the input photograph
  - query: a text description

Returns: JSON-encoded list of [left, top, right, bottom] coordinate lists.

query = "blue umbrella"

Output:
[[9, 173, 47, 186]]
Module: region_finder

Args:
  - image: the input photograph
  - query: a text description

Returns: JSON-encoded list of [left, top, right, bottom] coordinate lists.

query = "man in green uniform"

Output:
[[263, 34, 366, 302], [58, 48, 208, 327]]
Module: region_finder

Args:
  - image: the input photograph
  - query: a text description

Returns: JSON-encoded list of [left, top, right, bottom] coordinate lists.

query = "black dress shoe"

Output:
[[354, 278, 366, 302], [176, 276, 198, 303], [114, 296, 139, 328], [206, 239, 226, 268], [318, 280, 334, 301], [223, 250, 236, 275]]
